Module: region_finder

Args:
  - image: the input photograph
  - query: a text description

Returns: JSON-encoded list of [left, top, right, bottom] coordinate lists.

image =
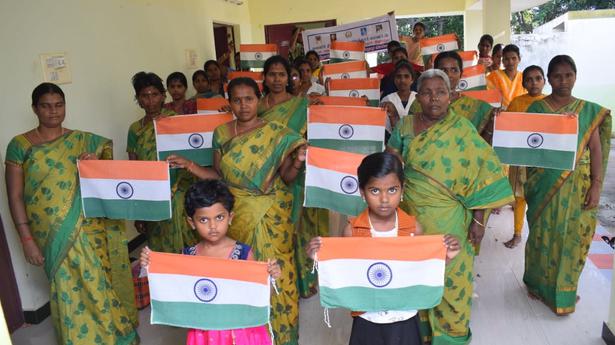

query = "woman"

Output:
[[477, 34, 493, 69], [488, 44, 503, 73], [164, 71, 197, 114], [401, 22, 427, 70], [204, 60, 226, 97], [410, 51, 496, 142], [305, 50, 322, 83], [127, 72, 198, 253], [167, 77, 306, 345], [523, 55, 611, 315], [5, 83, 138, 344], [296, 59, 325, 97], [387, 70, 513, 345]]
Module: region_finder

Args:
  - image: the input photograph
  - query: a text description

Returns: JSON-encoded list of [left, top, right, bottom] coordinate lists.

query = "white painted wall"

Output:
[[0, 0, 252, 312]]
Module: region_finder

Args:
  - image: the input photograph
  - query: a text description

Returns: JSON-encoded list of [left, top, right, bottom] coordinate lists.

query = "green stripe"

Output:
[[82, 198, 171, 221], [494, 146, 575, 170], [309, 139, 382, 155], [241, 60, 266, 69], [305, 186, 365, 216], [159, 148, 213, 166], [151, 300, 269, 330], [319, 285, 444, 311], [329, 58, 354, 63], [460, 85, 486, 91], [367, 99, 379, 106]]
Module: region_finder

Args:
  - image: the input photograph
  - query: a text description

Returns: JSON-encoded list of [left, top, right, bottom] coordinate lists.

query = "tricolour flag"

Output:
[[462, 89, 502, 108], [78, 160, 171, 220], [457, 65, 486, 91], [322, 60, 368, 80], [304, 146, 366, 216], [328, 78, 380, 106], [196, 98, 230, 114], [155, 114, 233, 166], [330, 41, 365, 62], [430, 50, 476, 68], [240, 44, 277, 69], [317, 236, 446, 311], [308, 105, 385, 154], [228, 71, 263, 82], [316, 95, 368, 106], [493, 112, 578, 170], [420, 34, 458, 56], [148, 251, 270, 330]]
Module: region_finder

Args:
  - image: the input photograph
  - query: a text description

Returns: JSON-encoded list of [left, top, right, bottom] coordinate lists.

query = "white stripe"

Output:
[[462, 60, 475, 68], [196, 110, 221, 114], [308, 123, 384, 142], [148, 273, 269, 307], [329, 88, 379, 100], [319, 258, 445, 289], [421, 41, 458, 55], [156, 132, 213, 151], [457, 74, 486, 91], [489, 102, 502, 108], [80, 178, 170, 201], [492, 131, 577, 152], [330, 49, 364, 61], [240, 51, 275, 61], [305, 165, 361, 197], [323, 71, 367, 80]]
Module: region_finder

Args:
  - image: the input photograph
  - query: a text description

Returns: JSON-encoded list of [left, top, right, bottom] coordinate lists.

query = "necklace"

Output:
[[35, 126, 65, 143], [234, 118, 262, 136]]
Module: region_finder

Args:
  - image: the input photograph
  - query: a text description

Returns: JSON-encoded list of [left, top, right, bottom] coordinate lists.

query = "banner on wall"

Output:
[[301, 14, 399, 60]]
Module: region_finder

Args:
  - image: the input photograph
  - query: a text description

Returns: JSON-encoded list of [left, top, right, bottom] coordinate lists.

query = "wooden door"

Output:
[[0, 214, 24, 332]]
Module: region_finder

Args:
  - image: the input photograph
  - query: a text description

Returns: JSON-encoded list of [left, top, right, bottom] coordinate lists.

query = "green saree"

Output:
[[409, 95, 495, 135], [5, 130, 138, 345], [387, 111, 513, 345], [523, 98, 611, 314], [213, 120, 306, 345], [126, 110, 199, 253]]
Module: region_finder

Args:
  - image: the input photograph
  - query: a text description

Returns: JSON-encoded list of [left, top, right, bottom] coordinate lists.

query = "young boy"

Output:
[[487, 44, 526, 109]]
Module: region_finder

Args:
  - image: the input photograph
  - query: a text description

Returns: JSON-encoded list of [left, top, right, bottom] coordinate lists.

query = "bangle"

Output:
[[21, 236, 33, 244], [472, 217, 485, 228]]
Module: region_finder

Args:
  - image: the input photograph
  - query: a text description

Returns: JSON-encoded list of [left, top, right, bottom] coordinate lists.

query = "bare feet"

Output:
[[504, 235, 522, 248]]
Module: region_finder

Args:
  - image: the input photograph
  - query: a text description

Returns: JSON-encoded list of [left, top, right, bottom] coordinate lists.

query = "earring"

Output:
[[229, 220, 232, 225], [401, 195, 404, 202]]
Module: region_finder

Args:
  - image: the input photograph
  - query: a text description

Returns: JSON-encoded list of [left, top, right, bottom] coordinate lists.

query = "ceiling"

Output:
[[467, 0, 551, 12]]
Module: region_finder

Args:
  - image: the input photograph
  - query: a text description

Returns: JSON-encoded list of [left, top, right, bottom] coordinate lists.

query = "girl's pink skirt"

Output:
[[186, 326, 272, 345]]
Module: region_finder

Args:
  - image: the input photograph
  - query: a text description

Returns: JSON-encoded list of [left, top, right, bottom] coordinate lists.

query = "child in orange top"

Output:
[[487, 44, 526, 108], [504, 65, 546, 249], [307, 152, 460, 345]]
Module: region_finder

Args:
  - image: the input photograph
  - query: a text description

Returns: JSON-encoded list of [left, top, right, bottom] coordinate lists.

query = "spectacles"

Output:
[[418, 90, 449, 100]]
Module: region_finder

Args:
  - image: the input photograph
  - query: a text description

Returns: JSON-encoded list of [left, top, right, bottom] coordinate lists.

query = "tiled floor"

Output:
[[11, 208, 614, 345]]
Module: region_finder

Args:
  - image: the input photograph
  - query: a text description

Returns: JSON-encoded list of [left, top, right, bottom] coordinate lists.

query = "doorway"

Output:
[[213, 23, 237, 69], [0, 214, 24, 332], [264, 19, 337, 59]]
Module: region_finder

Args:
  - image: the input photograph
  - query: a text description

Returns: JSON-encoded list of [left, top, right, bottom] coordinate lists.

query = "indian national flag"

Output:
[[228, 71, 263, 82], [308, 105, 385, 154], [304, 146, 366, 216], [148, 251, 270, 330], [493, 112, 579, 170], [328, 78, 380, 106], [316, 95, 368, 106], [330, 41, 365, 62], [240, 44, 277, 69], [420, 34, 458, 55], [430, 50, 476, 68], [457, 65, 486, 91], [322, 60, 368, 80], [462, 89, 502, 108], [196, 98, 230, 114], [155, 114, 233, 166], [317, 236, 446, 311], [78, 160, 171, 220]]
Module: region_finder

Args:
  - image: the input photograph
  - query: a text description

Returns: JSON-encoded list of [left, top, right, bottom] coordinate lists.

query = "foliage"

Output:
[[512, 0, 615, 33]]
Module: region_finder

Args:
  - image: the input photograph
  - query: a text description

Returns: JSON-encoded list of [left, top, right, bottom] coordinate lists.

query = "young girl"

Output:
[[164, 72, 197, 114], [488, 43, 503, 73], [380, 61, 417, 133], [191, 70, 210, 99], [504, 65, 546, 249], [487, 44, 527, 109], [307, 152, 461, 345], [477, 34, 494, 68], [141, 179, 281, 345]]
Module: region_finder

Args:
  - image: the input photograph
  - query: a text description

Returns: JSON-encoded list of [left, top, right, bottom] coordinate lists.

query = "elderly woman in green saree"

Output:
[[167, 77, 307, 345], [5, 83, 138, 344], [387, 70, 513, 345], [409, 51, 497, 143], [126, 72, 198, 253], [523, 55, 611, 315], [258, 55, 327, 298]]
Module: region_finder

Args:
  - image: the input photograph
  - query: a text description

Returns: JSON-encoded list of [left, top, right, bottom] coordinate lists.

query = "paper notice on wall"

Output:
[[39, 52, 72, 84], [301, 14, 398, 60]]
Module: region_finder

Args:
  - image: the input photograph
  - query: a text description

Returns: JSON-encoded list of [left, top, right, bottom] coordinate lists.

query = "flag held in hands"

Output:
[[462, 89, 503, 108], [155, 114, 233, 167], [147, 251, 270, 330], [240, 44, 277, 69], [307, 105, 386, 154], [420, 34, 459, 56], [196, 98, 230, 114], [492, 112, 579, 170], [322, 60, 368, 80], [316, 95, 368, 106], [457, 65, 487, 91], [328, 78, 380, 106], [330, 41, 365, 62], [78, 160, 172, 220], [317, 236, 446, 311]]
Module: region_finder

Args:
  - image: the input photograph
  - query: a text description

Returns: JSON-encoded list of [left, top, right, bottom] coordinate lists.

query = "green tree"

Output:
[[512, 0, 615, 33]]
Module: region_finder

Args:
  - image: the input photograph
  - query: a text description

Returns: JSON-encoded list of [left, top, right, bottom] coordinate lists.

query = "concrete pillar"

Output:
[[464, 9, 484, 51], [483, 0, 511, 45]]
